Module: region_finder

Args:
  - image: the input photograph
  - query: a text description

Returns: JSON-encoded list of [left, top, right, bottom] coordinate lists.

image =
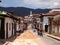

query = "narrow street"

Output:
[[1, 0, 60, 45], [4, 24, 60, 45], [4, 30, 60, 45]]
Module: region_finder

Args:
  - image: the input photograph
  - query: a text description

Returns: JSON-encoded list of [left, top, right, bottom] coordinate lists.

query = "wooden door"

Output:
[[45, 25, 48, 32]]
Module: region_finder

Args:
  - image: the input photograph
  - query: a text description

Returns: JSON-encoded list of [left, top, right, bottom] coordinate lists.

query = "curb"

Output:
[[45, 33, 60, 41]]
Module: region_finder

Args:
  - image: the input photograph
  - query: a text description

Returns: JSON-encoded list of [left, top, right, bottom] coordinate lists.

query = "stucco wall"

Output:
[[43, 16, 49, 30], [54, 26, 57, 33], [59, 26, 60, 33], [16, 24, 19, 31], [5, 17, 14, 38]]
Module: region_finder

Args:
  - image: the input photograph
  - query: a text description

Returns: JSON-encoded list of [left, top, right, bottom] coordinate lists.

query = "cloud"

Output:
[[23, 0, 50, 8], [48, 1, 60, 8], [1, 0, 60, 8], [23, 0, 60, 8], [23, 0, 41, 6], [1, 0, 23, 7]]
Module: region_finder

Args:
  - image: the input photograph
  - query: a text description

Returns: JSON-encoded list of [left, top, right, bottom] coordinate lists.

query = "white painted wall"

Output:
[[12, 23, 15, 36], [36, 18, 40, 23], [16, 24, 19, 31], [54, 26, 57, 33], [5, 17, 14, 38], [52, 25, 55, 33], [43, 16, 49, 30]]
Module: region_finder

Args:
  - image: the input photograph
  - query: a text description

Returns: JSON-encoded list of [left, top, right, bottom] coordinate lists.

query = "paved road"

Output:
[[28, 23, 60, 45], [27, 24, 60, 45], [38, 34, 60, 45], [3, 31, 60, 45], [3, 23, 60, 45]]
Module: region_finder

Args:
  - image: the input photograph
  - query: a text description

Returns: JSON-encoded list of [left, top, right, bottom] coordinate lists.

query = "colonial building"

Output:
[[52, 14, 60, 33], [42, 9, 60, 34], [16, 16, 26, 33], [0, 11, 19, 39]]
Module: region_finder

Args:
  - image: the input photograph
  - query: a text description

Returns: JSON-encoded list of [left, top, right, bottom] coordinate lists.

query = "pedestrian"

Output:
[[40, 30, 43, 36]]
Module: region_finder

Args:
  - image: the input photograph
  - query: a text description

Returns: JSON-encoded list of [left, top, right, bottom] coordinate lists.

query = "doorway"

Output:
[[0, 18, 5, 39], [45, 25, 48, 32]]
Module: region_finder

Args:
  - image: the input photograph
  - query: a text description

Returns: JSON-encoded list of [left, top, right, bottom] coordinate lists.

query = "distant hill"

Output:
[[0, 7, 52, 17]]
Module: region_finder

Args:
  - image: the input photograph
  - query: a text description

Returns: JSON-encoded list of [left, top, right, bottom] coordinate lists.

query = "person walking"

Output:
[[40, 30, 43, 36]]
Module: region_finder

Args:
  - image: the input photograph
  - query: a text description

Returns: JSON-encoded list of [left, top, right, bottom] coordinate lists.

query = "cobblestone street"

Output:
[[3, 30, 60, 45]]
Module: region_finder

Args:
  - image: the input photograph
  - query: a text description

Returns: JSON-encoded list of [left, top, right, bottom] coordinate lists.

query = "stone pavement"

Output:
[[38, 33, 60, 45], [44, 33, 60, 41], [3, 35, 17, 45], [3, 30, 47, 45]]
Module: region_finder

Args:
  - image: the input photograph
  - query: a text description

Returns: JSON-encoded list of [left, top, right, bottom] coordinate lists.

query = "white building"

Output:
[[42, 9, 60, 33], [0, 11, 19, 39]]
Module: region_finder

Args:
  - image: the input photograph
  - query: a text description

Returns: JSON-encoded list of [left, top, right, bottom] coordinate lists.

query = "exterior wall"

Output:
[[36, 18, 40, 30], [43, 16, 49, 31], [59, 26, 60, 33], [54, 26, 57, 33], [36, 18, 40, 23], [12, 24, 14, 35], [52, 25, 55, 33], [20, 23, 24, 31], [13, 23, 15, 35], [52, 24, 60, 33], [16, 23, 19, 31], [54, 25, 60, 33], [5, 17, 14, 39]]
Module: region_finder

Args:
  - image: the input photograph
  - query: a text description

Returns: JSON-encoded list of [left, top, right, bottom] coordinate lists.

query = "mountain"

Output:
[[0, 7, 52, 17]]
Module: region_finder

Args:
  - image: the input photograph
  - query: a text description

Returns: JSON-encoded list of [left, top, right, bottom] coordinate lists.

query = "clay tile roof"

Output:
[[43, 11, 60, 16], [27, 14, 41, 18], [32, 14, 40, 18]]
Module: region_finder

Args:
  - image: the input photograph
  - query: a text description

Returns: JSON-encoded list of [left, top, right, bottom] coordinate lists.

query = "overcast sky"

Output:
[[0, 0, 60, 9]]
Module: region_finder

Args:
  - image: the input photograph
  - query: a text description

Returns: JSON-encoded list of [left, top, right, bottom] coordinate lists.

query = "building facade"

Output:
[[0, 11, 19, 39], [42, 9, 60, 34]]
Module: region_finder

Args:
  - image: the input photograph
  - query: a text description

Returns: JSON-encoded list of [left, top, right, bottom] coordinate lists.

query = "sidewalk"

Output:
[[3, 35, 18, 45], [44, 33, 60, 41]]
